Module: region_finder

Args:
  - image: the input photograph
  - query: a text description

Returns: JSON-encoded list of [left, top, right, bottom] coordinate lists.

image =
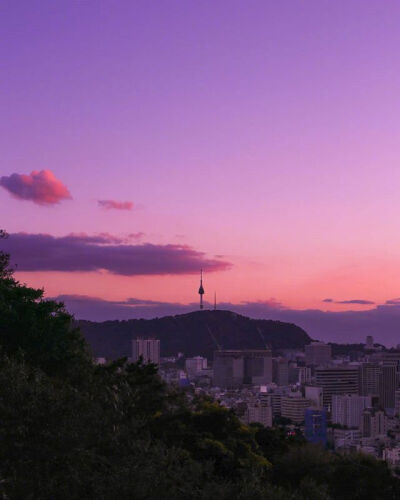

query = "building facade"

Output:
[[213, 350, 272, 388], [132, 338, 160, 364]]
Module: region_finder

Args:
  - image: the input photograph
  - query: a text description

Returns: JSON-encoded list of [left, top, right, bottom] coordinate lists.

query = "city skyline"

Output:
[[2, 1, 400, 344]]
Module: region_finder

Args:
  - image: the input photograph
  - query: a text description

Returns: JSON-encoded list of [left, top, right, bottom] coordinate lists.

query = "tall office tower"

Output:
[[359, 362, 381, 396], [298, 366, 312, 385], [213, 350, 272, 388], [315, 366, 359, 410], [305, 408, 327, 447], [331, 394, 372, 428], [281, 395, 311, 424], [305, 342, 332, 366], [246, 403, 273, 428], [272, 358, 289, 386], [132, 338, 160, 364], [379, 364, 397, 410], [366, 335, 374, 349], [361, 408, 387, 438], [185, 356, 207, 378]]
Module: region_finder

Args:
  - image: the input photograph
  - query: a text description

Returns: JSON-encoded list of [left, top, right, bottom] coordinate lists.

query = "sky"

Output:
[[2, 0, 400, 344]]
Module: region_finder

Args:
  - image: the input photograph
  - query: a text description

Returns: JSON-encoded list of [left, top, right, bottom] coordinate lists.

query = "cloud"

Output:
[[335, 299, 375, 305], [322, 298, 375, 305], [0, 170, 71, 205], [98, 200, 134, 210], [49, 294, 400, 347], [2, 232, 231, 276], [128, 232, 145, 240], [385, 298, 400, 305]]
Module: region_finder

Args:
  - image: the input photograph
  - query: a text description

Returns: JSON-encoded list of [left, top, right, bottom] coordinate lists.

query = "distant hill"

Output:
[[78, 310, 312, 360]]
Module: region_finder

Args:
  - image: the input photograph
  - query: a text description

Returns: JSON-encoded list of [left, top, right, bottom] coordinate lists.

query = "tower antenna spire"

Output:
[[198, 269, 205, 310], [214, 292, 217, 311]]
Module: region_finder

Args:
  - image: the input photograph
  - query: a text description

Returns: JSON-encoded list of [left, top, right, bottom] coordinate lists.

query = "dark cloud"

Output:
[[322, 298, 375, 305], [2, 232, 231, 276], [98, 200, 133, 210], [0, 170, 71, 205], [336, 299, 375, 305], [385, 298, 400, 305], [51, 294, 400, 347]]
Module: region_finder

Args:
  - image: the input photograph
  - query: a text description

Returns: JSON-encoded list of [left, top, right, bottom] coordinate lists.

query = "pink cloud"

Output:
[[0, 170, 71, 205], [98, 199, 134, 210]]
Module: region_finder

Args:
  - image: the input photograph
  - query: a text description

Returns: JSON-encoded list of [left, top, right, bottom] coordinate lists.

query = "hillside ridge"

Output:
[[78, 309, 312, 359]]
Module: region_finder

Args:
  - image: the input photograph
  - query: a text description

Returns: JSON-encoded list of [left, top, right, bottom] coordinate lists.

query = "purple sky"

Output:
[[2, 1, 400, 344]]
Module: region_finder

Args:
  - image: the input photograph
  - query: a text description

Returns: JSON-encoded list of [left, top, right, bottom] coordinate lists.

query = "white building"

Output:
[[132, 338, 160, 364], [333, 428, 361, 449], [331, 394, 371, 428], [246, 403, 273, 428], [305, 386, 323, 408], [383, 446, 400, 467], [281, 394, 311, 424]]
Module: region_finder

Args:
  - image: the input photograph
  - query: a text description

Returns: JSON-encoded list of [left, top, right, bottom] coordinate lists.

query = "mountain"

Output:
[[78, 309, 312, 360]]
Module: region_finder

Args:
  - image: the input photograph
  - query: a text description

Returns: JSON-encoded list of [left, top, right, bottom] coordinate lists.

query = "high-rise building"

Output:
[[379, 364, 397, 410], [273, 358, 289, 386], [213, 350, 272, 388], [281, 394, 311, 423], [315, 366, 359, 410], [359, 362, 380, 396], [132, 338, 160, 364], [361, 408, 387, 438], [331, 394, 371, 428], [298, 366, 312, 385], [305, 342, 332, 366], [305, 408, 327, 446]]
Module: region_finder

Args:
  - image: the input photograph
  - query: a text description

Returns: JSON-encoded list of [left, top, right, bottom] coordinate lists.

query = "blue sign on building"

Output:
[[304, 408, 327, 447]]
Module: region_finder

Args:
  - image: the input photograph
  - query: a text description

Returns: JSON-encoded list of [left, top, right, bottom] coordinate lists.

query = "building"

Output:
[[273, 358, 289, 386], [331, 394, 371, 428], [305, 386, 323, 408], [305, 408, 327, 446], [246, 403, 273, 428], [185, 356, 207, 378], [359, 362, 380, 396], [333, 428, 361, 450], [281, 394, 311, 424], [361, 408, 387, 438], [315, 366, 359, 410], [213, 350, 272, 388], [298, 366, 312, 385], [379, 364, 397, 410], [395, 389, 400, 416], [383, 446, 400, 468], [132, 338, 160, 364], [305, 342, 331, 366]]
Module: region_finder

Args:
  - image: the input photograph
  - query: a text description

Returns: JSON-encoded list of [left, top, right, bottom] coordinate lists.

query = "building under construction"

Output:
[[213, 349, 273, 388]]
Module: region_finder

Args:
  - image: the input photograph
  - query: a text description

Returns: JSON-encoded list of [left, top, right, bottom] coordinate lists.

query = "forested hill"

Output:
[[78, 309, 312, 359]]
